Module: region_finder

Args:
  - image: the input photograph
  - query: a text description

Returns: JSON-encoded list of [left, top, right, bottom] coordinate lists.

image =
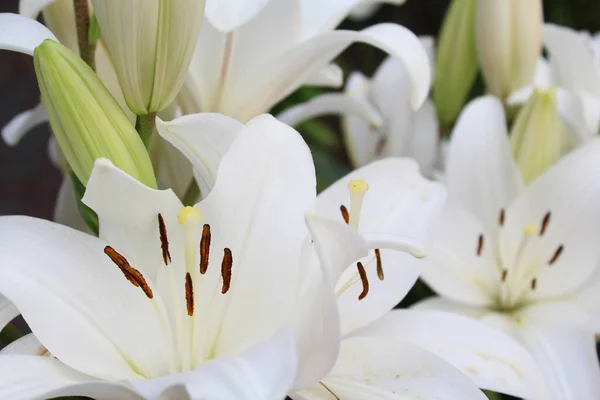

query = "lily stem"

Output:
[[73, 0, 96, 71], [0, 323, 22, 346], [135, 112, 157, 148]]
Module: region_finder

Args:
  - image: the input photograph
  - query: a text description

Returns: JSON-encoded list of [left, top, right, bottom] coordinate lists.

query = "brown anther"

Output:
[[340, 205, 349, 224], [104, 246, 153, 299], [501, 269, 508, 282], [200, 224, 211, 274], [185, 272, 194, 316], [530, 278, 537, 290], [477, 234, 484, 256], [375, 249, 384, 280], [548, 245, 564, 265], [221, 248, 233, 294], [357, 262, 369, 300], [540, 212, 551, 236], [158, 214, 171, 265], [499, 208, 505, 226]]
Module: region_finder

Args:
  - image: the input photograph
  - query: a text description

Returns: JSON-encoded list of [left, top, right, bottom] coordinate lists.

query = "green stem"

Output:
[[73, 0, 96, 71], [135, 112, 157, 148], [0, 323, 22, 346]]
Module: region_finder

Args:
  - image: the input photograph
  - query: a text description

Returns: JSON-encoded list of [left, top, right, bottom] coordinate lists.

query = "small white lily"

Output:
[[417, 96, 600, 399], [157, 112, 549, 400], [179, 0, 431, 124]]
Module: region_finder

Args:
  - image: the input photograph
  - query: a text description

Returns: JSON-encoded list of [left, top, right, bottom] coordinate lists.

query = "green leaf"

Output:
[[88, 14, 101, 45]]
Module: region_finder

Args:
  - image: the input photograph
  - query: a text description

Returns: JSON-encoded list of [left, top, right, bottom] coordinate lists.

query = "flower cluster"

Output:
[[0, 0, 599, 399]]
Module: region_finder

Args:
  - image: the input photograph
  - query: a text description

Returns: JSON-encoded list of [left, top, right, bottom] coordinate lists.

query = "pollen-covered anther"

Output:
[[340, 205, 350, 224], [477, 233, 484, 256], [185, 272, 194, 316], [501, 269, 508, 282], [530, 277, 537, 290], [158, 213, 172, 265], [375, 249, 384, 280], [221, 248, 233, 294], [347, 179, 369, 230], [357, 261, 369, 300], [548, 245, 564, 265], [200, 224, 211, 274], [499, 208, 505, 226], [104, 245, 153, 299], [540, 211, 551, 236]]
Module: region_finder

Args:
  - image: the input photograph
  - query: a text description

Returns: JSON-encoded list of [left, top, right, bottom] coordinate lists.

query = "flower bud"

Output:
[[91, 0, 205, 115], [476, 0, 543, 100], [510, 87, 570, 183], [433, 0, 478, 125], [34, 39, 157, 188]]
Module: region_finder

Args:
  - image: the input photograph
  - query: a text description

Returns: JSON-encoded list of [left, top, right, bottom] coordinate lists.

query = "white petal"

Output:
[[228, 23, 431, 121], [544, 23, 600, 97], [277, 92, 383, 127], [446, 96, 523, 236], [0, 294, 18, 332], [148, 135, 194, 199], [556, 89, 600, 144], [355, 309, 550, 399], [406, 99, 439, 176], [53, 177, 91, 233], [370, 56, 411, 125], [570, 266, 600, 332], [304, 64, 344, 87], [412, 296, 492, 318], [296, 338, 486, 400], [155, 113, 244, 198], [0, 355, 145, 400], [0, 216, 173, 380], [196, 115, 316, 359], [491, 302, 600, 399], [205, 0, 270, 32], [2, 103, 47, 146], [500, 138, 600, 299], [0, 13, 57, 56], [316, 158, 446, 334], [0, 334, 45, 356], [19, 0, 55, 18]]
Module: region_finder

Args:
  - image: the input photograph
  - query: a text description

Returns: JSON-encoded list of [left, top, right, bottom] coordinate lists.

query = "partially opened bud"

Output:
[[510, 87, 569, 183], [476, 0, 543, 100], [91, 0, 205, 115], [434, 0, 478, 125], [34, 39, 157, 187]]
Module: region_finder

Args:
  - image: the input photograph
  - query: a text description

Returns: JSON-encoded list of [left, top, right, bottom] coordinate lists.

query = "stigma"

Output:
[[347, 179, 369, 229]]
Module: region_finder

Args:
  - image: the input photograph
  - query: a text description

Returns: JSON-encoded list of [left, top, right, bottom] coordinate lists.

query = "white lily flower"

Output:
[[156, 113, 549, 399], [180, 0, 431, 123], [417, 96, 600, 399]]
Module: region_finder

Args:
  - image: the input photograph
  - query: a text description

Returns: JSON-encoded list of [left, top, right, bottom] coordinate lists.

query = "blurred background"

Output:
[[1, 0, 599, 220]]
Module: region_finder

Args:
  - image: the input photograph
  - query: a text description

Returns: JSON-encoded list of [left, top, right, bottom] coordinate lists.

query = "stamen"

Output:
[[200, 224, 211, 274], [548, 245, 564, 265], [185, 272, 194, 316], [375, 249, 384, 280], [319, 382, 340, 400], [340, 205, 349, 224], [530, 278, 537, 290], [221, 248, 233, 294], [347, 180, 369, 229], [158, 213, 171, 265], [104, 246, 153, 299], [540, 212, 551, 236], [357, 262, 369, 300], [499, 208, 505, 226], [477, 234, 484, 256], [501, 269, 508, 282]]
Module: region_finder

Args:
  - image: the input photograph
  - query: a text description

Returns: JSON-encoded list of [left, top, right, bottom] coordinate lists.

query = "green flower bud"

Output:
[[510, 87, 570, 183], [434, 0, 478, 126], [34, 39, 157, 188]]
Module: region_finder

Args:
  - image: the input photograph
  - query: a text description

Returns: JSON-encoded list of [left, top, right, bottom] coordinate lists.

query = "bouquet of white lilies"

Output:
[[0, 0, 599, 399]]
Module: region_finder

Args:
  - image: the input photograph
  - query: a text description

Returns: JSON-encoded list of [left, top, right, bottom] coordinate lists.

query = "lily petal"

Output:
[[0, 334, 45, 356], [406, 99, 439, 176], [0, 215, 173, 380], [205, 0, 270, 32], [53, 177, 90, 233], [304, 64, 344, 87], [446, 96, 523, 237], [19, 0, 56, 18], [355, 309, 550, 399], [155, 113, 243, 198], [277, 92, 383, 128], [2, 103, 47, 146], [0, 13, 57, 56], [0, 294, 18, 332]]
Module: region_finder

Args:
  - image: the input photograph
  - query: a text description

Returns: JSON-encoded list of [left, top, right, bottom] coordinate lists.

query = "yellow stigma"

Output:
[[523, 223, 538, 235], [347, 179, 369, 230], [178, 206, 202, 225]]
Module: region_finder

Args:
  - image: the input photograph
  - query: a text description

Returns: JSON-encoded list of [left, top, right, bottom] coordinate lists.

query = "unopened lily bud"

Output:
[[510, 87, 569, 183], [434, 0, 478, 125], [476, 0, 543, 100], [34, 39, 157, 188], [91, 0, 205, 115]]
